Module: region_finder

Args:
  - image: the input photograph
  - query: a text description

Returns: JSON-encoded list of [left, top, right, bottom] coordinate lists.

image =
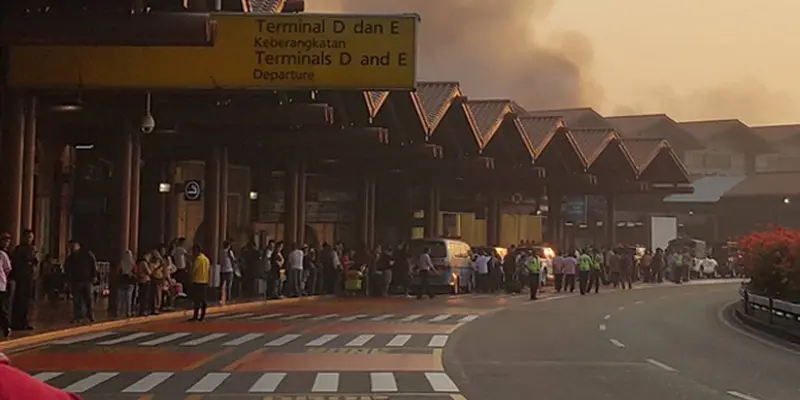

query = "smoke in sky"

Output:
[[309, 0, 604, 110]]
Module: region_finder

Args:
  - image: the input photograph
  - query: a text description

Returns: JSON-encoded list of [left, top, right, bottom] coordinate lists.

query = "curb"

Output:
[[733, 305, 800, 346], [0, 295, 329, 351]]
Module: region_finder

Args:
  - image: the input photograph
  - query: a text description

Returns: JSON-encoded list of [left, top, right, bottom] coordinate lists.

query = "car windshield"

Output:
[[409, 240, 448, 258]]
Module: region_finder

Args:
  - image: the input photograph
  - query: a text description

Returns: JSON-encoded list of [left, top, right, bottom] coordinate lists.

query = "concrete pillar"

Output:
[[283, 162, 299, 246], [4, 95, 25, 241], [204, 146, 221, 263], [486, 192, 500, 246], [296, 160, 307, 246], [21, 95, 36, 233], [424, 184, 440, 238], [606, 195, 616, 247], [367, 175, 376, 249], [219, 146, 229, 243], [129, 132, 142, 255], [118, 128, 134, 257], [547, 191, 564, 250], [358, 173, 376, 248]]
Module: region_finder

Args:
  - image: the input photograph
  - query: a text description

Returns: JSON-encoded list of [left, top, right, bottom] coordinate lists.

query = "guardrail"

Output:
[[739, 285, 800, 324]]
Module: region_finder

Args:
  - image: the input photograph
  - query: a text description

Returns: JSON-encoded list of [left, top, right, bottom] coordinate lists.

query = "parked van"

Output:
[[409, 238, 475, 294]]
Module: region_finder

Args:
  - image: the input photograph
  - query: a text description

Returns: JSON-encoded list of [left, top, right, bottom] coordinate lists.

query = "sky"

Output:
[[309, 0, 800, 126]]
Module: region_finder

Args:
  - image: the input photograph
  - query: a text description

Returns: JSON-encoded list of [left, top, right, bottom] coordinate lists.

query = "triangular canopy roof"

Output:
[[527, 107, 608, 128], [569, 127, 638, 177], [605, 114, 703, 152]]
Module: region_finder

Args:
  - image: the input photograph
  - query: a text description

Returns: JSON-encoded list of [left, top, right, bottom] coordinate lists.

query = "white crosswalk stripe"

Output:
[[428, 334, 449, 348], [218, 312, 254, 320], [429, 314, 452, 322], [311, 372, 339, 392], [425, 372, 460, 392], [265, 334, 301, 347], [459, 315, 479, 322], [386, 334, 412, 347], [399, 314, 422, 322], [251, 313, 283, 320], [223, 333, 264, 346], [32, 372, 63, 382], [181, 333, 228, 346], [122, 372, 174, 393], [97, 332, 154, 345], [370, 372, 398, 392], [345, 334, 375, 347], [282, 313, 311, 320], [369, 314, 394, 321], [340, 313, 368, 322], [249, 373, 287, 393], [140, 332, 191, 346], [51, 332, 116, 345], [305, 334, 339, 347], [311, 313, 339, 321], [63, 372, 119, 393], [186, 373, 230, 393]]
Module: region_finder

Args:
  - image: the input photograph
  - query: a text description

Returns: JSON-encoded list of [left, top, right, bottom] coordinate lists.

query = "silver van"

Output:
[[409, 238, 475, 294]]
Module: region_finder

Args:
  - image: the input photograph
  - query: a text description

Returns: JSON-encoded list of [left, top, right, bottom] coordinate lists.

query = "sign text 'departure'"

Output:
[[9, 13, 418, 90]]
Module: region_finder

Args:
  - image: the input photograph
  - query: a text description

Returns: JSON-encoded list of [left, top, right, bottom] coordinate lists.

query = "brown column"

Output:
[[283, 162, 299, 246], [546, 191, 561, 246], [129, 132, 142, 255], [219, 146, 229, 244], [424, 183, 440, 238], [358, 173, 376, 248], [4, 95, 25, 240], [367, 175, 376, 249], [118, 128, 134, 256], [606, 195, 617, 247], [296, 160, 307, 246], [204, 146, 221, 263], [486, 192, 500, 246], [20, 95, 36, 233]]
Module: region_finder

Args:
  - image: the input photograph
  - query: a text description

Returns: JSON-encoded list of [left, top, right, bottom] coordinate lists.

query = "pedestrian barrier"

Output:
[[739, 285, 800, 324]]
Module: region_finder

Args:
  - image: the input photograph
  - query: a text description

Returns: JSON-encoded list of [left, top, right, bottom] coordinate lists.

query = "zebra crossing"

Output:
[[31, 370, 461, 395], [207, 312, 480, 324], [49, 331, 451, 348]]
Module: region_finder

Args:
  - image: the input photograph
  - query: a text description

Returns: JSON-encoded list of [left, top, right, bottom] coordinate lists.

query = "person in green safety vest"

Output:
[[526, 251, 542, 300], [586, 250, 602, 294], [578, 250, 592, 295]]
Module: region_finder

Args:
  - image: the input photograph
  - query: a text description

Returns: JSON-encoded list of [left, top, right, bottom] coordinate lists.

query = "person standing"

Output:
[[619, 248, 634, 290], [587, 250, 602, 294], [474, 252, 490, 293], [10, 229, 37, 331], [652, 248, 665, 283], [171, 238, 189, 292], [218, 241, 236, 303], [416, 247, 436, 300], [189, 244, 210, 321], [578, 250, 592, 295], [393, 243, 411, 297], [640, 249, 654, 283], [0, 233, 13, 338], [526, 253, 542, 300], [117, 250, 136, 318], [552, 252, 565, 293], [562, 251, 577, 293], [268, 242, 284, 299], [64, 240, 97, 324], [287, 243, 304, 297]]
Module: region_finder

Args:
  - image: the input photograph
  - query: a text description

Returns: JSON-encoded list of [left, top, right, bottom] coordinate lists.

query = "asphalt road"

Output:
[[446, 281, 800, 400]]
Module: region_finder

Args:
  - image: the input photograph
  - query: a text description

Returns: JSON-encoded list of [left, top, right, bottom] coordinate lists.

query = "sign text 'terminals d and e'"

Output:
[[250, 16, 415, 85]]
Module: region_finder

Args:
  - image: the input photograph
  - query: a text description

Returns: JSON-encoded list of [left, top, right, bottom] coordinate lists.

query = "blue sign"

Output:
[[564, 196, 587, 223], [184, 180, 202, 201]]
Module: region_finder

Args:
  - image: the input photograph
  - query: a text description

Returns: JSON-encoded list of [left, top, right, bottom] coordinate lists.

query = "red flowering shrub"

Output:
[[738, 227, 800, 301]]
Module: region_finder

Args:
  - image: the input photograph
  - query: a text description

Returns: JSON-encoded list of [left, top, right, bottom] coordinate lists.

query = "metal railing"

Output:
[[739, 285, 800, 325]]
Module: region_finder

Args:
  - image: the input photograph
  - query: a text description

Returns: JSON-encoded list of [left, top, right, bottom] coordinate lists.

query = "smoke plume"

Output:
[[308, 0, 604, 110]]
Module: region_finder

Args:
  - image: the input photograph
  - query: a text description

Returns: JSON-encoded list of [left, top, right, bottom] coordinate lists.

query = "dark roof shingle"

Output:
[[621, 138, 664, 172], [463, 100, 513, 145], [249, 0, 285, 13], [516, 115, 565, 154], [569, 128, 615, 165], [527, 107, 607, 128], [414, 81, 461, 134]]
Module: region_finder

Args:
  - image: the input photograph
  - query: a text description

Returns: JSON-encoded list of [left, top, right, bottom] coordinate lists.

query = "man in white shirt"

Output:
[[416, 247, 436, 299], [287, 243, 305, 297], [0, 233, 11, 338], [474, 253, 490, 293], [171, 237, 189, 289]]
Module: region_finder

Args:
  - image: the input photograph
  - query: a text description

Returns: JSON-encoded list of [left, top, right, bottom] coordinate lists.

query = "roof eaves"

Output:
[[561, 127, 589, 170], [455, 97, 485, 151], [511, 116, 538, 161]]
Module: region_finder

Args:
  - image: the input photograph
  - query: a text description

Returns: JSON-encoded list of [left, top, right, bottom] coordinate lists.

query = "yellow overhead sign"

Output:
[[9, 13, 418, 90]]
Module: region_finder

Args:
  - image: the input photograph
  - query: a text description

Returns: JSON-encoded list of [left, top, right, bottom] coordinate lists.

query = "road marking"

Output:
[[459, 315, 479, 322], [223, 333, 264, 346], [340, 314, 368, 322], [371, 372, 398, 392], [266, 334, 301, 347], [609, 339, 626, 348], [218, 312, 254, 320], [634, 300, 645, 305], [122, 372, 174, 392], [727, 391, 762, 400], [400, 314, 423, 322], [182, 333, 228, 346], [604, 314, 611, 320], [251, 313, 283, 320], [32, 372, 63, 382], [386, 334, 412, 347], [430, 314, 452, 322], [51, 331, 116, 345], [618, 306, 625, 311], [717, 300, 800, 357], [370, 314, 395, 321], [311, 314, 339, 321], [248, 373, 286, 393], [424, 372, 459, 392], [599, 324, 607, 331], [282, 313, 311, 321], [140, 332, 191, 346], [305, 334, 339, 347], [311, 372, 339, 392], [428, 335, 449, 348], [345, 334, 375, 347], [63, 372, 119, 393], [186, 372, 230, 393], [98, 332, 154, 345], [645, 358, 678, 372]]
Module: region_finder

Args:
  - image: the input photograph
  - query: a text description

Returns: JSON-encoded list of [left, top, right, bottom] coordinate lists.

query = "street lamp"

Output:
[[249, 191, 259, 200], [783, 197, 790, 205], [158, 183, 171, 193]]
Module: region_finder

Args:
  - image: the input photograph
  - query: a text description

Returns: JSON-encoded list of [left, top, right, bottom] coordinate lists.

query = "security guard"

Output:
[[587, 251, 602, 294], [578, 250, 593, 295], [527, 252, 542, 300]]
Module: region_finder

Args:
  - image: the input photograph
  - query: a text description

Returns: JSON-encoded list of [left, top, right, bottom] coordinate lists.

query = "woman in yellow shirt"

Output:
[[189, 244, 211, 321]]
